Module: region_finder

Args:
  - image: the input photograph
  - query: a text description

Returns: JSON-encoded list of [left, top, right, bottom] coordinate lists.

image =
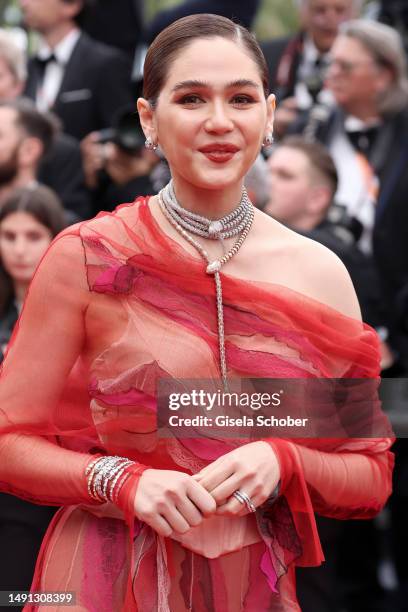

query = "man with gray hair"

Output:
[[0, 30, 26, 101]]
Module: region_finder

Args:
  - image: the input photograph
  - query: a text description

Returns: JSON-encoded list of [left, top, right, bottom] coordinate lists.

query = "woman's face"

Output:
[[0, 211, 53, 284], [139, 37, 275, 193]]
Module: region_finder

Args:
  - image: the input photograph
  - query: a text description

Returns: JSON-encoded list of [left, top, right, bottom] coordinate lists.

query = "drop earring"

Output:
[[262, 134, 274, 148], [145, 137, 158, 151]]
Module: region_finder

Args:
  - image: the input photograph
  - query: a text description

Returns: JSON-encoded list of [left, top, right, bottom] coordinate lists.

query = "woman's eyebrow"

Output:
[[171, 79, 260, 92]]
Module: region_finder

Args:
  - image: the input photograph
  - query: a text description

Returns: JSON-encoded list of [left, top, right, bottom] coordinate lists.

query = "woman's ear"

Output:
[[137, 98, 157, 145], [265, 93, 276, 138]]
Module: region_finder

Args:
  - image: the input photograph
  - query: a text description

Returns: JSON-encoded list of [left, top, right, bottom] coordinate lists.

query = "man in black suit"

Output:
[[261, 0, 360, 137], [21, 0, 135, 141]]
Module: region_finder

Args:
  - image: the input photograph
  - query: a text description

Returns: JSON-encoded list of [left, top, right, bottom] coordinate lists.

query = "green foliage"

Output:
[[0, 0, 10, 24], [255, 0, 300, 40]]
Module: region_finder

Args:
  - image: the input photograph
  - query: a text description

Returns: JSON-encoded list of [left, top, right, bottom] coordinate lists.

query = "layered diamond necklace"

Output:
[[158, 180, 254, 386]]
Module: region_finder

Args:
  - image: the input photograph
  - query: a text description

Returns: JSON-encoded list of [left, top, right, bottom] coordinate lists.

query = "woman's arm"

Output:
[[268, 438, 393, 520], [0, 231, 98, 505], [0, 230, 216, 533]]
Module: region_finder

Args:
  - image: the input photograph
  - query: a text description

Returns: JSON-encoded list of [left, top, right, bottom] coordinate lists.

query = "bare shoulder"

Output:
[[253, 210, 362, 321], [296, 235, 362, 320]]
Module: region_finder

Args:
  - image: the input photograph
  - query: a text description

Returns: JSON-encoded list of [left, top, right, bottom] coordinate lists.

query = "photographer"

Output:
[[81, 107, 158, 215]]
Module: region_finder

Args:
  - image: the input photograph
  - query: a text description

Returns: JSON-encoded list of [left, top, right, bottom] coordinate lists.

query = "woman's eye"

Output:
[[27, 232, 43, 242], [178, 95, 203, 105], [0, 232, 15, 242], [231, 95, 254, 106]]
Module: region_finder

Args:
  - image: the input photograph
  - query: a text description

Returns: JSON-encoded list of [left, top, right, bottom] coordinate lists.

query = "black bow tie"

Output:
[[34, 54, 57, 82], [346, 126, 379, 155]]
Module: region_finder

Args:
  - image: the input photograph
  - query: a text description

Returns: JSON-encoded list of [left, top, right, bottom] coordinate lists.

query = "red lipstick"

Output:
[[198, 143, 239, 163]]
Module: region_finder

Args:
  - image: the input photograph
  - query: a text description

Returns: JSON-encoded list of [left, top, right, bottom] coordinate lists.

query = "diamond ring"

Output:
[[233, 489, 256, 513]]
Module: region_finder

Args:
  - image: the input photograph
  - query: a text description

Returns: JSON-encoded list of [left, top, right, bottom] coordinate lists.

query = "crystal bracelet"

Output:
[[85, 455, 137, 503]]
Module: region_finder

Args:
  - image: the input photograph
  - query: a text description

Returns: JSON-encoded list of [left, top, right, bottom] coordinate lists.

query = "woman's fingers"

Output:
[[215, 496, 246, 516], [205, 473, 242, 505], [193, 455, 226, 480], [162, 506, 191, 534], [187, 479, 217, 517], [176, 496, 205, 528], [193, 462, 235, 495], [215, 488, 264, 516], [150, 514, 173, 537]]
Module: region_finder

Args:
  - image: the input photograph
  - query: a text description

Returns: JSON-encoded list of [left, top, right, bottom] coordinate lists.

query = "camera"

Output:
[[327, 203, 364, 246], [97, 106, 145, 155]]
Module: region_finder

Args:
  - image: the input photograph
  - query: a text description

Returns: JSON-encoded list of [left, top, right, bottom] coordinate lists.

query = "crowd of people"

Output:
[[0, 1, 406, 611]]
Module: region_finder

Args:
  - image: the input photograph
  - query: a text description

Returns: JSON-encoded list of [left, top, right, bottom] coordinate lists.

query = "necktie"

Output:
[[305, 56, 326, 101]]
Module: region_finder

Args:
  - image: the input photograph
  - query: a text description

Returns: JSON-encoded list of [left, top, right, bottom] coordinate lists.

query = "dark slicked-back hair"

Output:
[[143, 13, 270, 108]]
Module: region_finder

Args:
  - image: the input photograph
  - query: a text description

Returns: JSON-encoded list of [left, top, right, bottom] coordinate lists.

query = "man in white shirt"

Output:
[[21, 0, 135, 141]]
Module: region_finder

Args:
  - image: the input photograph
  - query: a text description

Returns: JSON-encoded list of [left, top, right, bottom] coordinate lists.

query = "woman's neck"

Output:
[[170, 178, 245, 219], [13, 281, 29, 310]]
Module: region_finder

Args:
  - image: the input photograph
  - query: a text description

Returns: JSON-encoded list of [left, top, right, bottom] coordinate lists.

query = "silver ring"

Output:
[[233, 489, 256, 513]]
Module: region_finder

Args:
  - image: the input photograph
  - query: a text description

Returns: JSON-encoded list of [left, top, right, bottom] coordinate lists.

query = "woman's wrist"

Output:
[[84, 454, 147, 506], [261, 439, 296, 495]]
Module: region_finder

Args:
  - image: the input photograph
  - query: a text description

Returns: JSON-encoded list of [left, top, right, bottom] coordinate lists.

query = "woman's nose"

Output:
[[13, 237, 27, 256], [204, 102, 234, 133]]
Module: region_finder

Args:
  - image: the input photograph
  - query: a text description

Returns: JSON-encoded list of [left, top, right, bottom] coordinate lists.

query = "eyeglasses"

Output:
[[326, 58, 377, 74]]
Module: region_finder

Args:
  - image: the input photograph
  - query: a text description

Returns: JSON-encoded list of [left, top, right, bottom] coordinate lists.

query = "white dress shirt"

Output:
[[36, 28, 81, 112], [329, 116, 382, 254], [295, 35, 333, 109]]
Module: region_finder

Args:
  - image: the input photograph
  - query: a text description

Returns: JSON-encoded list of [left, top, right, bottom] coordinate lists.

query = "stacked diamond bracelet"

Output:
[[85, 455, 137, 504]]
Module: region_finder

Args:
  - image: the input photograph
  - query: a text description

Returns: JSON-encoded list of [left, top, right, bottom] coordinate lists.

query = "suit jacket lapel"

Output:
[[53, 33, 88, 110], [24, 58, 42, 100]]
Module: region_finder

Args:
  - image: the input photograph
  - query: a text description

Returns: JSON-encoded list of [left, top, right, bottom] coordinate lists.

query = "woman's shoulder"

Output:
[[254, 210, 362, 321], [80, 196, 149, 233]]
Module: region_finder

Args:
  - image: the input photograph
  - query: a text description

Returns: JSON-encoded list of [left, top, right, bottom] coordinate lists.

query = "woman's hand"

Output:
[[192, 441, 280, 516], [133, 469, 217, 537]]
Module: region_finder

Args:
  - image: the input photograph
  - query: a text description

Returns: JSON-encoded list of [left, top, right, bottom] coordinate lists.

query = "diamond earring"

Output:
[[145, 137, 158, 151], [262, 134, 274, 147]]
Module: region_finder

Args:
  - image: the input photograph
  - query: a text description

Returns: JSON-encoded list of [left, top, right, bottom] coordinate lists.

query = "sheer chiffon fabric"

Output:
[[0, 197, 393, 611]]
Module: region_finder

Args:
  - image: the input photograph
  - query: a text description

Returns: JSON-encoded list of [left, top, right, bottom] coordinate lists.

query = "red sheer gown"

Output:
[[0, 197, 394, 611]]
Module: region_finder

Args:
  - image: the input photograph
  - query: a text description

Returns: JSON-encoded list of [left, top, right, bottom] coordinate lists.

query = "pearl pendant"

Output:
[[208, 220, 223, 235], [206, 260, 221, 274]]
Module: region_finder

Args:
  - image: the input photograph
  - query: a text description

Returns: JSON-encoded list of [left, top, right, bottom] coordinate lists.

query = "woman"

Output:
[[0, 185, 67, 354], [0, 184, 66, 606], [0, 15, 393, 611]]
